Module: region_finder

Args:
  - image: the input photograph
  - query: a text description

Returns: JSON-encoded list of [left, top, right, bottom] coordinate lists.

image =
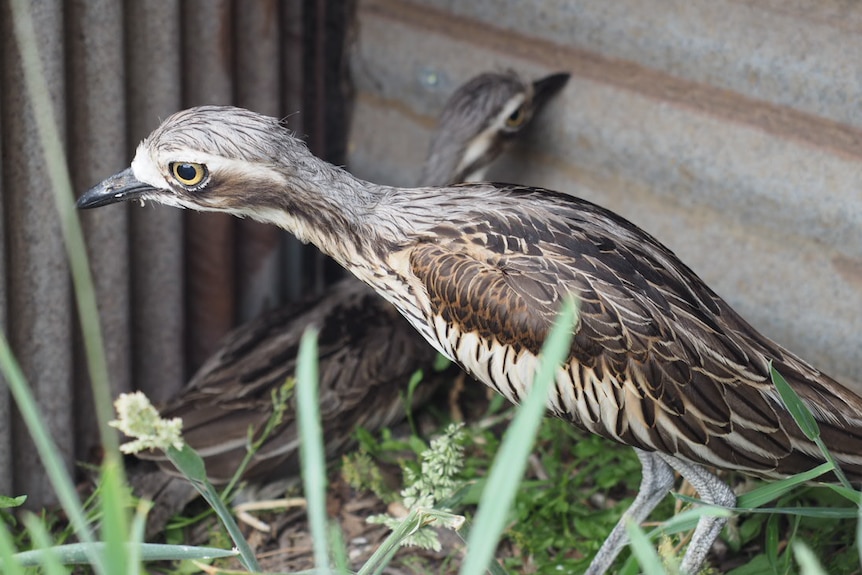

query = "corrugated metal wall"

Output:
[[0, 0, 352, 508], [348, 0, 862, 389], [3, 0, 75, 508]]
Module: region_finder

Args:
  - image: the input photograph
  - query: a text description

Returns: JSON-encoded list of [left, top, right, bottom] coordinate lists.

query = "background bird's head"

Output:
[[77, 106, 309, 214], [420, 71, 570, 186]]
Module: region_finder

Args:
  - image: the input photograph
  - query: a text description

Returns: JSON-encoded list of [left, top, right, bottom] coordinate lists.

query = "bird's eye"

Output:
[[505, 106, 527, 128], [170, 162, 208, 188]]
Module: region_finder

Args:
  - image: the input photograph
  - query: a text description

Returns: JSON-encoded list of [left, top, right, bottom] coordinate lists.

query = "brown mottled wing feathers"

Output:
[[407, 188, 862, 479], [411, 243, 552, 354]]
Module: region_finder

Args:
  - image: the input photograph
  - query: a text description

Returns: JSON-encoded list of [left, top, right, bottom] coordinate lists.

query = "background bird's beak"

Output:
[[76, 167, 156, 209], [531, 72, 571, 108]]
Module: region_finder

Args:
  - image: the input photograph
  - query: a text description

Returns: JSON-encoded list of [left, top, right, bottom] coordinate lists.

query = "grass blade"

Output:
[[0, 519, 26, 575], [165, 444, 260, 572], [9, 3, 128, 572], [452, 525, 508, 575], [297, 328, 330, 571], [330, 522, 350, 575], [12, 542, 240, 566], [405, 369, 424, 435], [733, 506, 856, 518], [358, 508, 423, 575], [99, 459, 131, 575], [765, 513, 781, 574], [770, 365, 851, 490], [126, 500, 151, 575], [22, 514, 68, 575], [624, 519, 666, 575], [659, 505, 732, 533], [0, 333, 103, 572], [735, 463, 833, 509], [771, 366, 818, 440], [9, 0, 116, 456], [858, 499, 862, 568], [792, 541, 829, 575], [459, 298, 578, 575], [822, 483, 861, 506], [675, 492, 857, 518]]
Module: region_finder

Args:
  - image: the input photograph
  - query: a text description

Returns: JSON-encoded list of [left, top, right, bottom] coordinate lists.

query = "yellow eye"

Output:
[[170, 162, 207, 187], [505, 106, 527, 128]]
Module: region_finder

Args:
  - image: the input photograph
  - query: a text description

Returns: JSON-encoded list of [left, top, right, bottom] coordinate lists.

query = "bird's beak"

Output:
[[531, 72, 571, 108], [76, 167, 156, 209]]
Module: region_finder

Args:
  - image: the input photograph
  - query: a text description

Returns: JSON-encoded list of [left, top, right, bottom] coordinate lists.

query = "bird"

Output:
[[419, 71, 570, 186], [122, 71, 570, 531], [77, 101, 862, 572]]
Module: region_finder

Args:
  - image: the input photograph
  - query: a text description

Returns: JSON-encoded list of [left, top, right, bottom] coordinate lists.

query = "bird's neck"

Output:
[[247, 156, 397, 274]]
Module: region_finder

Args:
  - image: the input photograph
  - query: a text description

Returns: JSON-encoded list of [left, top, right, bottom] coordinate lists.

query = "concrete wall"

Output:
[[348, 0, 862, 389]]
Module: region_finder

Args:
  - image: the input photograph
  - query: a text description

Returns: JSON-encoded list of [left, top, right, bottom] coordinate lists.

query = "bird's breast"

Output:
[[427, 311, 640, 440]]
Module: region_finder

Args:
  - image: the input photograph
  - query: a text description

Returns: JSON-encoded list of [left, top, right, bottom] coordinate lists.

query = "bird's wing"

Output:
[[405, 198, 843, 475]]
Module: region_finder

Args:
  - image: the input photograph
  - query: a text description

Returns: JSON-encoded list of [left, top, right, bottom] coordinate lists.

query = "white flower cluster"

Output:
[[108, 391, 184, 454], [368, 423, 466, 551], [401, 423, 466, 510]]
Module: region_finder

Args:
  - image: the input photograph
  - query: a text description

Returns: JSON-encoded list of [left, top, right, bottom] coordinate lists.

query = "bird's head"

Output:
[[76, 106, 311, 215], [421, 71, 570, 186]]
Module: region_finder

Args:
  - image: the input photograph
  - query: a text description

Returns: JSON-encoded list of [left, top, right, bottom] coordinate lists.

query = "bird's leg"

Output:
[[658, 454, 736, 574], [584, 448, 675, 575]]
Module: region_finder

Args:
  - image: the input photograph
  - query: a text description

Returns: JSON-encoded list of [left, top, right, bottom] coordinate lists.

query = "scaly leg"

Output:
[[658, 454, 736, 574], [584, 449, 676, 575]]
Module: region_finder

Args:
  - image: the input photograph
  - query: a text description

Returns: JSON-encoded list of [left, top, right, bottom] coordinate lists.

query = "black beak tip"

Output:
[[76, 167, 152, 209], [533, 72, 571, 99], [76, 187, 105, 210], [76, 185, 122, 210]]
